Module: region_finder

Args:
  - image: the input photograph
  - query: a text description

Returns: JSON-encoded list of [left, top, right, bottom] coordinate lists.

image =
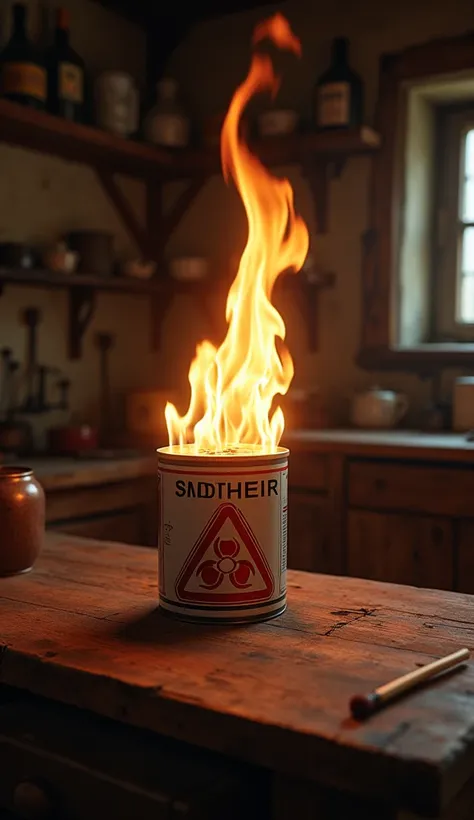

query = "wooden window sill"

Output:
[[358, 343, 474, 371]]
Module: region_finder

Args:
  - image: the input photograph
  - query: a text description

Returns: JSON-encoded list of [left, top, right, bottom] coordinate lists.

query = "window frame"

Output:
[[359, 32, 474, 372], [436, 107, 474, 340]]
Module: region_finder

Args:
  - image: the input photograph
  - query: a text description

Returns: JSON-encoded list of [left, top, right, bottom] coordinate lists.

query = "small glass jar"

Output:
[[0, 467, 45, 575]]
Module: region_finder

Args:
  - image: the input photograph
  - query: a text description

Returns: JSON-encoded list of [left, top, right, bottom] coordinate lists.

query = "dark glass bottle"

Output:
[[0, 3, 47, 109], [314, 38, 363, 130], [46, 8, 85, 122]]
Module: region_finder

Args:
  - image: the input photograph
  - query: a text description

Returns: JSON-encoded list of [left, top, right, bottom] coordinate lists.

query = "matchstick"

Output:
[[350, 647, 470, 720]]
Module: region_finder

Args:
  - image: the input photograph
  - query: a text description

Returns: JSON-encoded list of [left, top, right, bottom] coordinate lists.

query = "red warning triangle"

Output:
[[175, 502, 274, 604]]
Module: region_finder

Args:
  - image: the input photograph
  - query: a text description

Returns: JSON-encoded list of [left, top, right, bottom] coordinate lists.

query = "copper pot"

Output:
[[0, 466, 45, 575]]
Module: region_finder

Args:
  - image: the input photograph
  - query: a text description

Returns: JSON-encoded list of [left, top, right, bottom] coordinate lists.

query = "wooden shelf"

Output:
[[0, 101, 371, 357], [0, 265, 336, 357], [0, 98, 380, 244], [0, 267, 210, 360], [0, 99, 177, 180], [0, 99, 380, 181], [181, 125, 381, 177], [0, 266, 166, 293]]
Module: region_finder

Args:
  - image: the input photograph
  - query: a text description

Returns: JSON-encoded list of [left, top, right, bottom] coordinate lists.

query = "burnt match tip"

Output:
[[349, 692, 380, 720]]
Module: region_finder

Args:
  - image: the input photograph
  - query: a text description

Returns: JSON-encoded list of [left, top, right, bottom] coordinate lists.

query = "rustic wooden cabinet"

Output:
[[286, 434, 474, 593], [455, 519, 474, 594], [287, 491, 332, 573], [46, 477, 157, 547], [347, 510, 453, 589], [48, 508, 150, 544], [0, 691, 259, 820]]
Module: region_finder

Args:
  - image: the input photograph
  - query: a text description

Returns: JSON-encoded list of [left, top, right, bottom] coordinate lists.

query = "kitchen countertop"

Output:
[[285, 428, 474, 462], [5, 430, 474, 493], [4, 454, 158, 491], [2, 532, 474, 817]]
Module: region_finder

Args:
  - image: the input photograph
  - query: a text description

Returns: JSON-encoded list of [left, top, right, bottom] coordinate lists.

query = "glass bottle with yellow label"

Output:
[[314, 37, 363, 130], [0, 3, 47, 109], [46, 8, 85, 122]]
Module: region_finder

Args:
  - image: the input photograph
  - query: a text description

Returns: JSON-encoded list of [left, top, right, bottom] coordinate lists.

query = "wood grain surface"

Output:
[[2, 533, 474, 816]]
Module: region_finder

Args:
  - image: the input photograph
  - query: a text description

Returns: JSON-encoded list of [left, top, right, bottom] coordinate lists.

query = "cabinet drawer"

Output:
[[45, 479, 155, 523], [288, 492, 334, 573], [0, 694, 263, 820], [48, 509, 147, 545], [348, 460, 474, 516], [288, 452, 328, 491]]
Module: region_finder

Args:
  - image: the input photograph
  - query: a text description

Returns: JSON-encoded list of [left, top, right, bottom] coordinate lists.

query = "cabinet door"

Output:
[[288, 492, 332, 574], [46, 479, 157, 546], [456, 520, 474, 593], [49, 509, 147, 545], [347, 510, 453, 590]]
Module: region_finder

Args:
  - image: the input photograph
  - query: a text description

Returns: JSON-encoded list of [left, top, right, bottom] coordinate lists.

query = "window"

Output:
[[437, 108, 474, 339], [461, 128, 474, 319], [359, 33, 474, 371]]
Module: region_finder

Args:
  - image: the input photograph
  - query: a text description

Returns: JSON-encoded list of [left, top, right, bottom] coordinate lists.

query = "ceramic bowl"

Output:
[[258, 109, 299, 138], [169, 256, 209, 282]]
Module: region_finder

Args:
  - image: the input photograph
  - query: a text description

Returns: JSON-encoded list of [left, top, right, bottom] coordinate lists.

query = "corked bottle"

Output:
[[0, 466, 45, 575]]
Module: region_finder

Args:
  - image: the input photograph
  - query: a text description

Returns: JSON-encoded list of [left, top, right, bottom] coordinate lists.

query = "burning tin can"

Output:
[[157, 445, 288, 623]]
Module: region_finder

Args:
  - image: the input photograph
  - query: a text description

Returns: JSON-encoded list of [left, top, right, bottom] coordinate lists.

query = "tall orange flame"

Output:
[[165, 14, 309, 455]]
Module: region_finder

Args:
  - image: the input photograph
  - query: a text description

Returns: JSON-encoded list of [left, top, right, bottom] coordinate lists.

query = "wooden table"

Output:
[[2, 533, 474, 819]]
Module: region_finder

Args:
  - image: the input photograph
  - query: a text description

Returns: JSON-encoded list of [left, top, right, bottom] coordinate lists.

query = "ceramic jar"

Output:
[[351, 387, 408, 429], [42, 241, 78, 274], [145, 79, 190, 148], [95, 71, 139, 138], [0, 466, 45, 575], [257, 108, 299, 137]]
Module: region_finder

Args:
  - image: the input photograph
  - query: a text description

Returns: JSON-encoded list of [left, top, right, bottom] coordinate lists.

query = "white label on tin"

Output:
[[280, 467, 288, 595], [158, 461, 287, 616]]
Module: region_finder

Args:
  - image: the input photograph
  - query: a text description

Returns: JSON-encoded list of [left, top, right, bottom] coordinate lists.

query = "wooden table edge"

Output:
[[0, 647, 446, 817]]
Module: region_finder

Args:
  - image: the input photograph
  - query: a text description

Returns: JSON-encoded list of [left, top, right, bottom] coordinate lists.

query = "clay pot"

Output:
[[0, 466, 45, 575]]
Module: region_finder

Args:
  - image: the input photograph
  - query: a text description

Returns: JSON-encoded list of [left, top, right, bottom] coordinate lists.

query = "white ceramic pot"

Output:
[[169, 256, 208, 282], [95, 72, 139, 138], [43, 242, 78, 274], [121, 259, 157, 280], [258, 109, 299, 137], [351, 387, 408, 429]]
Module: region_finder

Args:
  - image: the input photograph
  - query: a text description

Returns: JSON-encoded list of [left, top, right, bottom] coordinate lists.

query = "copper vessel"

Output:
[[0, 467, 45, 575]]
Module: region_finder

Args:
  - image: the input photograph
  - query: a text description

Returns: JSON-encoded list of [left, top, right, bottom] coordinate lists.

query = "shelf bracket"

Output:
[[301, 158, 347, 235], [160, 177, 207, 247], [278, 268, 336, 352], [301, 269, 336, 351], [96, 169, 151, 258], [146, 182, 163, 264], [68, 286, 95, 359], [150, 287, 175, 350]]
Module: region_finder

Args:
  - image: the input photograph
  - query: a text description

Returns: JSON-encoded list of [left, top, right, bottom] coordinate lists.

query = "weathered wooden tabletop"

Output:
[[1, 533, 474, 817]]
